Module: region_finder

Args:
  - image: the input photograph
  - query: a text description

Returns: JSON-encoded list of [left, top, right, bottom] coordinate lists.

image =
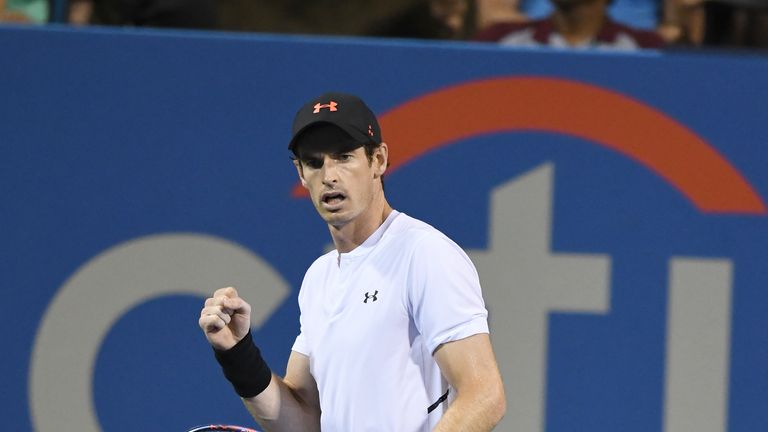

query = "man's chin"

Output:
[[319, 209, 351, 227]]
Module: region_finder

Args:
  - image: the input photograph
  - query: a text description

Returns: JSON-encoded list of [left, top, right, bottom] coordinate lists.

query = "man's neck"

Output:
[[329, 200, 393, 254], [552, 1, 607, 46]]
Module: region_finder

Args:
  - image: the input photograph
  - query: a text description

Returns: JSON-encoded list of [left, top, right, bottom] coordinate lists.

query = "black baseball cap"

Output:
[[288, 92, 382, 154]]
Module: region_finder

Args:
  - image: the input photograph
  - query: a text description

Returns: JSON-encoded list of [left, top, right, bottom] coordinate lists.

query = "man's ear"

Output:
[[374, 142, 389, 179], [293, 159, 308, 188]]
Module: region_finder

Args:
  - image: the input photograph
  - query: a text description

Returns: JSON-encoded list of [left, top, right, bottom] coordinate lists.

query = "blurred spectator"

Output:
[[657, 0, 703, 44], [657, 0, 767, 47], [477, 0, 692, 44], [699, 0, 768, 47], [474, 0, 665, 49], [0, 0, 48, 23], [518, 0, 662, 30], [68, 0, 216, 29], [477, 0, 527, 29], [368, 0, 474, 40]]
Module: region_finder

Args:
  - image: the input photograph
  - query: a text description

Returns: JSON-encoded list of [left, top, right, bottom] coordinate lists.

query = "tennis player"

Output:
[[199, 92, 505, 431]]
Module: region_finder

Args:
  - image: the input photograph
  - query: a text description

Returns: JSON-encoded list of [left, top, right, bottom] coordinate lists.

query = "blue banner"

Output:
[[1, 25, 767, 431]]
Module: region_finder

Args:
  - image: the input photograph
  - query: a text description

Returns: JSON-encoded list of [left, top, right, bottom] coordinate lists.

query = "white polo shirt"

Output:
[[292, 210, 489, 431]]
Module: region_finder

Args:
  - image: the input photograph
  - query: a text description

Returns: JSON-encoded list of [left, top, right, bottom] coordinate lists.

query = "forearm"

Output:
[[432, 389, 505, 431], [211, 328, 320, 431], [242, 374, 321, 432], [201, 290, 321, 430]]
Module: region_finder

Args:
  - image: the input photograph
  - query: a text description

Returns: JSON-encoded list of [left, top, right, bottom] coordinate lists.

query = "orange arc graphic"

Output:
[[292, 77, 766, 215]]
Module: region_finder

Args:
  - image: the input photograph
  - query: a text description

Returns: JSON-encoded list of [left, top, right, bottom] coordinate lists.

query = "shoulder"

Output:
[[389, 213, 472, 266], [301, 250, 336, 282], [388, 212, 435, 236], [296, 250, 336, 304], [308, 248, 336, 269], [388, 213, 451, 247]]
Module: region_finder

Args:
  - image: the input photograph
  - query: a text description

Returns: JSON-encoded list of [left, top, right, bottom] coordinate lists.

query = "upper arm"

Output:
[[283, 350, 320, 410], [408, 233, 489, 354], [434, 333, 505, 401]]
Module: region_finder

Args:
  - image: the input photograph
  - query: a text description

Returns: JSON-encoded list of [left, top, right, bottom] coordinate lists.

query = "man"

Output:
[[199, 92, 506, 431], [474, 0, 665, 49]]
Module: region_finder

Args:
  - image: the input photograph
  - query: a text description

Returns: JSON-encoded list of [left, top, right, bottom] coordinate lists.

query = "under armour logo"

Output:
[[368, 124, 374, 136], [364, 290, 378, 303], [313, 101, 338, 113]]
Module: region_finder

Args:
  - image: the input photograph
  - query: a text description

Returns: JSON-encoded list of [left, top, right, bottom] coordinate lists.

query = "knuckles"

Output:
[[198, 314, 223, 332], [199, 288, 251, 336], [213, 286, 238, 298]]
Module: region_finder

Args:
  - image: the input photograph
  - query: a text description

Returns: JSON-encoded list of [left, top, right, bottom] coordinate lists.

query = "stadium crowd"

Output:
[[1, 0, 765, 50]]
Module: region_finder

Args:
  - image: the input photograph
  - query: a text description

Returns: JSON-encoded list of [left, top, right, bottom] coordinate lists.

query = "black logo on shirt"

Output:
[[364, 290, 378, 303]]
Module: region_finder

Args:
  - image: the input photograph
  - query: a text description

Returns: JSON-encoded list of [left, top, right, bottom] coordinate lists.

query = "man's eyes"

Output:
[[302, 158, 323, 169], [302, 154, 353, 168]]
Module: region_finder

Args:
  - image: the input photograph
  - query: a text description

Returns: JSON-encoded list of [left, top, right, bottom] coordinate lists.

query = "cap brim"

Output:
[[288, 121, 370, 153]]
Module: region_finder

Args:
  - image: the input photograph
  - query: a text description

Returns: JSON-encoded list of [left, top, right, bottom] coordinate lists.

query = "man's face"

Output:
[[294, 143, 386, 228]]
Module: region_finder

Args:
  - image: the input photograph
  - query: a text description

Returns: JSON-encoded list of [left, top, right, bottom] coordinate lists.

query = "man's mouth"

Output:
[[322, 192, 346, 206]]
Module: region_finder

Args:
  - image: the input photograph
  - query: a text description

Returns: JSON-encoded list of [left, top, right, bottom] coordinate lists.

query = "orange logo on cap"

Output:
[[313, 101, 338, 113]]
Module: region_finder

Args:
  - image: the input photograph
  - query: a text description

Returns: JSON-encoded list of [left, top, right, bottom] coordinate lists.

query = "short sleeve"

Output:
[[291, 282, 310, 356], [291, 332, 309, 356], [407, 233, 489, 354]]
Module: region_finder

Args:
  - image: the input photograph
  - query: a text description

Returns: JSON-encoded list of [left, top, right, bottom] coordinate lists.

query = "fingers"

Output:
[[199, 287, 251, 334], [213, 286, 239, 299], [199, 312, 228, 333], [200, 303, 232, 325], [205, 292, 250, 315], [208, 287, 250, 313]]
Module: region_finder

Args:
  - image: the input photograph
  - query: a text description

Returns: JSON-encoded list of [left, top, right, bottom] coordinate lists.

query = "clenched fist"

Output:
[[199, 287, 252, 351]]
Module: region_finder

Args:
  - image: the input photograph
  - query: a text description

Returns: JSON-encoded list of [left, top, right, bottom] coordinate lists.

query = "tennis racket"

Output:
[[186, 425, 260, 432]]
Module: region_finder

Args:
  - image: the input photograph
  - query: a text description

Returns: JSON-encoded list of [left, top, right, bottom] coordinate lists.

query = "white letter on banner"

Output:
[[29, 234, 289, 432], [468, 163, 611, 432], [664, 258, 732, 432]]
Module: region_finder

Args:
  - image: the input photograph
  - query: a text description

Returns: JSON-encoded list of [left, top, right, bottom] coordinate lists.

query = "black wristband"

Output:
[[213, 331, 272, 398]]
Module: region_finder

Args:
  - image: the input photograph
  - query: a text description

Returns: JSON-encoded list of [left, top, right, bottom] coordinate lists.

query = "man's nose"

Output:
[[322, 156, 339, 184]]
